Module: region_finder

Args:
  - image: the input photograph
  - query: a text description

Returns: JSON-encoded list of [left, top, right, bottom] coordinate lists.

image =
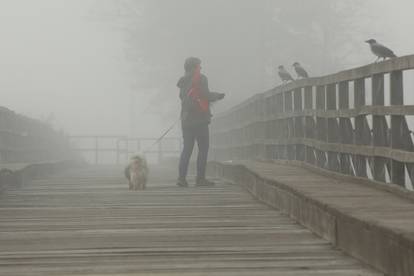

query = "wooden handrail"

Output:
[[211, 55, 414, 190], [0, 107, 73, 164]]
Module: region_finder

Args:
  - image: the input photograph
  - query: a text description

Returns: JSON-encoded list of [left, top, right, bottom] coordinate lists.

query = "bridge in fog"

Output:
[[1, 55, 414, 276]]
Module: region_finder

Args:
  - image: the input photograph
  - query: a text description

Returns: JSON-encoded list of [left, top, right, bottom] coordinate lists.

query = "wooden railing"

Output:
[[0, 106, 73, 164], [69, 136, 181, 164], [211, 55, 414, 190]]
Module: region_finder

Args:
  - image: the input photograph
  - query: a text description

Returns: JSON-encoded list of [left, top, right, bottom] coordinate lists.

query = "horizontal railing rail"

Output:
[[69, 136, 181, 164], [211, 54, 414, 190]]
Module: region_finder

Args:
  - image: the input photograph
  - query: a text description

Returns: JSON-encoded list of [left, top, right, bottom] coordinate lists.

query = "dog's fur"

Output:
[[124, 155, 148, 190]]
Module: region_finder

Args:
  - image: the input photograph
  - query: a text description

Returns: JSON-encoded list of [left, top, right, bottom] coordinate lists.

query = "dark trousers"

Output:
[[178, 124, 209, 180]]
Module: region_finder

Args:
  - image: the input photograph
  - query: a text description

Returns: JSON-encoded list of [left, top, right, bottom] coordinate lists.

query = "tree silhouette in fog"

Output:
[[93, 0, 367, 118]]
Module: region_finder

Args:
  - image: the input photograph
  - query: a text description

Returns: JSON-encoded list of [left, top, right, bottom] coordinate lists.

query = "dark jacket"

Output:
[[177, 73, 223, 128]]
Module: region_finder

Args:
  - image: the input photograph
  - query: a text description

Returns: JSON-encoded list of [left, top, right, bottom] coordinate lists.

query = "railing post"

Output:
[[338, 81, 353, 175], [245, 105, 250, 160], [293, 88, 304, 161], [257, 96, 266, 159], [284, 90, 294, 160], [271, 94, 278, 160], [276, 93, 284, 160], [264, 94, 274, 160], [353, 78, 370, 177], [390, 70, 406, 186], [326, 83, 340, 172], [371, 73, 389, 182], [315, 85, 327, 168], [304, 86, 315, 165]]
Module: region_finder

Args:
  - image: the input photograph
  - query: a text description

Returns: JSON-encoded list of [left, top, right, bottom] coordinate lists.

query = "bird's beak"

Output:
[[365, 40, 369, 43]]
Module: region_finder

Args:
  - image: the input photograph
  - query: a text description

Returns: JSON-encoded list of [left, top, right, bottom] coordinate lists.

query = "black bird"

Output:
[[365, 39, 397, 62], [278, 65, 294, 83], [292, 62, 309, 78]]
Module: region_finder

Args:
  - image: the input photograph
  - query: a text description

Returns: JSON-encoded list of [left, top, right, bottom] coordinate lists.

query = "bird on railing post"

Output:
[[292, 62, 309, 79], [278, 65, 294, 83], [365, 39, 397, 62]]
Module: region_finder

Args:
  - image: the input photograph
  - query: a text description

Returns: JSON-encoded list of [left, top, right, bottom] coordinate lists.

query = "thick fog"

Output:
[[0, 0, 413, 138]]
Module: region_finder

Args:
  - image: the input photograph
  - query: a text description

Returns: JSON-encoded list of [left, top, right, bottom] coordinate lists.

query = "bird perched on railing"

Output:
[[365, 39, 397, 62], [292, 62, 309, 79], [278, 65, 294, 83]]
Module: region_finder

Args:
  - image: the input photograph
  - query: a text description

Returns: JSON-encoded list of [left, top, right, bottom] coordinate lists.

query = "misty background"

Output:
[[1, 0, 413, 138]]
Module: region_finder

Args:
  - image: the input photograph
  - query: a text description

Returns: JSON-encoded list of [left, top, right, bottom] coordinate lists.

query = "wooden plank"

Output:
[[217, 160, 414, 276], [0, 165, 381, 275]]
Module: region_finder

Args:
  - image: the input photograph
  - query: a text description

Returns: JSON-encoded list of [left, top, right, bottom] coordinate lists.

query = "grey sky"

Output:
[[0, 0, 130, 135], [0, 0, 413, 137]]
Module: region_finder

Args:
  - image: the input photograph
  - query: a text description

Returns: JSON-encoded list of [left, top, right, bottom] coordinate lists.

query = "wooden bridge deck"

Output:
[[0, 165, 380, 275]]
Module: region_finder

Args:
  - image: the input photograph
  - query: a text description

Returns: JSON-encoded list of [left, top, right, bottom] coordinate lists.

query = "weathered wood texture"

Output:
[[211, 55, 414, 190], [209, 160, 414, 276], [0, 165, 379, 275]]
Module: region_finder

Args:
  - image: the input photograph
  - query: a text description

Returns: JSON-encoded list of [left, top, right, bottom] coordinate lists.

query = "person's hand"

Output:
[[209, 92, 225, 102]]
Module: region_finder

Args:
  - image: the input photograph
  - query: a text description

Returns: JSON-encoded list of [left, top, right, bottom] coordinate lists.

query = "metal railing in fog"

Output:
[[69, 135, 181, 165], [211, 55, 414, 190]]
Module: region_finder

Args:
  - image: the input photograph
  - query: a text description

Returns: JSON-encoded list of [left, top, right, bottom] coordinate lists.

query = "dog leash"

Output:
[[141, 117, 181, 153], [138, 96, 222, 155]]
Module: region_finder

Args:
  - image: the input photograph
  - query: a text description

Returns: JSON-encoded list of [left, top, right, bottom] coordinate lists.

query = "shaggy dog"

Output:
[[124, 155, 148, 190]]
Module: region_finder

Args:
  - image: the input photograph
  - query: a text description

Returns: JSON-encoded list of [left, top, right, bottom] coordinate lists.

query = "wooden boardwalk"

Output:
[[0, 165, 380, 275]]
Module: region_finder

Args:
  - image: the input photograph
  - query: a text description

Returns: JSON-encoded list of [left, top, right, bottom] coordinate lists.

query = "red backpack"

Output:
[[187, 65, 209, 113]]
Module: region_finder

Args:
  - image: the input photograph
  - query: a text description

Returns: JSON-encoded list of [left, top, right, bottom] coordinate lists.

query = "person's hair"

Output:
[[184, 57, 201, 74]]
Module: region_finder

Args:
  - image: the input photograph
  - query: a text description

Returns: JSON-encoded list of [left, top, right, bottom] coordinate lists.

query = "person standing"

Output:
[[176, 57, 224, 187]]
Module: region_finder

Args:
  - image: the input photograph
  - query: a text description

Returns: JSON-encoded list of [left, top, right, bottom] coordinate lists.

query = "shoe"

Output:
[[196, 178, 215, 187], [176, 178, 189, 187]]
